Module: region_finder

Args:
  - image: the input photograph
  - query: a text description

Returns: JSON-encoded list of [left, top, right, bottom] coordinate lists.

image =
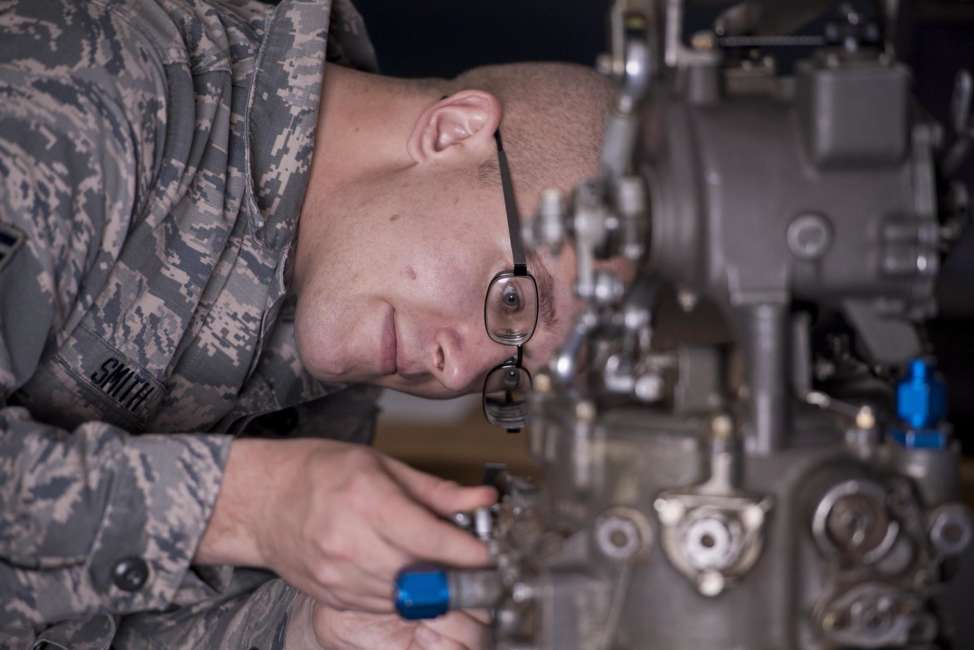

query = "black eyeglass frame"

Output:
[[482, 130, 538, 433]]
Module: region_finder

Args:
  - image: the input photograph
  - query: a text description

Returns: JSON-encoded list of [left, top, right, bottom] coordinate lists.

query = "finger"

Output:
[[415, 624, 467, 650], [382, 457, 498, 516], [464, 608, 491, 625], [376, 492, 491, 567], [426, 611, 487, 649]]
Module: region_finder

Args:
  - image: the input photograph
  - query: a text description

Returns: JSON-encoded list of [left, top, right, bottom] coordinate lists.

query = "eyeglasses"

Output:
[[482, 130, 538, 432]]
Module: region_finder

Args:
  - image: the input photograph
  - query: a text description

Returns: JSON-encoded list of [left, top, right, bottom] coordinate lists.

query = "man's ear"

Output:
[[407, 90, 502, 164]]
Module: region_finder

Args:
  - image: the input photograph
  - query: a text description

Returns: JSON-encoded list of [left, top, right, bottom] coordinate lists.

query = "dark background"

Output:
[[352, 0, 974, 447]]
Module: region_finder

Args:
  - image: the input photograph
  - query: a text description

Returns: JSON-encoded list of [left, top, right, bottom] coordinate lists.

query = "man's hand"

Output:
[[195, 438, 496, 613]]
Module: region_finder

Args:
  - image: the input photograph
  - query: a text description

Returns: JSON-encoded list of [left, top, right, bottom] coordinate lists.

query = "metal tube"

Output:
[[448, 569, 504, 610], [747, 303, 789, 454]]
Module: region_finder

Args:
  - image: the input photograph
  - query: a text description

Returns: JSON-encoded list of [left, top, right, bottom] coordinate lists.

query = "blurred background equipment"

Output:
[[378, 1, 974, 648], [363, 0, 974, 461]]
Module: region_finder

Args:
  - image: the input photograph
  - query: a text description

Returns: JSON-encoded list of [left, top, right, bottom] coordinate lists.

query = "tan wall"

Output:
[[374, 393, 536, 486], [374, 391, 974, 506]]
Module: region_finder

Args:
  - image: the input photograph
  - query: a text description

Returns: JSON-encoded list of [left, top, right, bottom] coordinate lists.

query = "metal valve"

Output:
[[395, 567, 504, 621]]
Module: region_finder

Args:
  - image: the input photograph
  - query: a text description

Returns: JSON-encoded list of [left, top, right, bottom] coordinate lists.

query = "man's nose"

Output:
[[429, 327, 514, 394]]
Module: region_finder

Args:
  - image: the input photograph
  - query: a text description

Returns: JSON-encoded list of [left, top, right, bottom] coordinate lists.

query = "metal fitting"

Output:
[[812, 480, 899, 563], [595, 509, 652, 561], [682, 515, 740, 571], [929, 503, 974, 556], [787, 212, 833, 260]]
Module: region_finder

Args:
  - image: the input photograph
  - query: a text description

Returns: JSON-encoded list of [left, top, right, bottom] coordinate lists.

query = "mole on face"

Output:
[[389, 213, 401, 222], [403, 265, 417, 281]]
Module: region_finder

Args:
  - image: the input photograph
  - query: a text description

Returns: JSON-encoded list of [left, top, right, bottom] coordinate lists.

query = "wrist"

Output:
[[194, 438, 276, 567]]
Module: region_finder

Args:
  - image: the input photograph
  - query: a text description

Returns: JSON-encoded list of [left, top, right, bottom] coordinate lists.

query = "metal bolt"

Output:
[[623, 304, 650, 329], [698, 570, 725, 597], [855, 406, 876, 430], [616, 176, 646, 215], [711, 414, 734, 438], [655, 498, 684, 526], [634, 373, 663, 402], [822, 611, 838, 631], [495, 604, 520, 633], [575, 400, 596, 422], [677, 289, 698, 312], [930, 504, 974, 556], [787, 213, 833, 260], [474, 507, 493, 541], [596, 514, 644, 560], [511, 582, 535, 603], [684, 516, 736, 570], [743, 504, 765, 528], [593, 271, 625, 304]]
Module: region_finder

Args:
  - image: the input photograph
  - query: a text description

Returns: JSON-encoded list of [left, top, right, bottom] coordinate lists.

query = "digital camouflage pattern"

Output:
[[0, 0, 378, 647]]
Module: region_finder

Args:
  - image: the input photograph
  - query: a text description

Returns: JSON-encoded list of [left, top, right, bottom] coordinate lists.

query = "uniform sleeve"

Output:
[[114, 575, 303, 650], [0, 40, 232, 631]]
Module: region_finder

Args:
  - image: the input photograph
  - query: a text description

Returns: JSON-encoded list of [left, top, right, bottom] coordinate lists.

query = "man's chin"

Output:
[[304, 361, 378, 386], [374, 378, 471, 401]]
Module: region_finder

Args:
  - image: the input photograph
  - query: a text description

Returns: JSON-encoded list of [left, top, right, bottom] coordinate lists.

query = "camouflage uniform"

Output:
[[0, 0, 378, 647]]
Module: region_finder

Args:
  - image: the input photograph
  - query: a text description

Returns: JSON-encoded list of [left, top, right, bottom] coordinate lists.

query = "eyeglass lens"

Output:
[[485, 273, 538, 346], [483, 365, 531, 428]]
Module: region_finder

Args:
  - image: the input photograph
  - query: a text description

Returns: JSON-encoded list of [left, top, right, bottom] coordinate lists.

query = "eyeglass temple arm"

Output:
[[494, 130, 527, 276]]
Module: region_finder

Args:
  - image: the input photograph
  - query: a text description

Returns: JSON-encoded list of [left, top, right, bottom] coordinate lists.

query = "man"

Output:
[[0, 0, 611, 647]]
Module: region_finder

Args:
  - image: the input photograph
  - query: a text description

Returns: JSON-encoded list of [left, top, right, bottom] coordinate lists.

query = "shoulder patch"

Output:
[[0, 222, 25, 275]]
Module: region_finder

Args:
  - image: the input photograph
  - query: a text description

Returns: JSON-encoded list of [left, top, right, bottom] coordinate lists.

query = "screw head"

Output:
[[596, 515, 643, 560], [711, 414, 734, 438], [575, 400, 596, 422], [698, 570, 725, 597], [743, 504, 765, 528], [635, 374, 663, 402], [655, 498, 685, 526], [787, 213, 833, 260], [511, 582, 535, 603], [855, 406, 876, 430], [677, 289, 698, 312]]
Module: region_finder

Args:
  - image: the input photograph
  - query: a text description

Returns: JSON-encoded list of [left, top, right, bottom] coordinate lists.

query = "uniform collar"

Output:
[[246, 0, 331, 252]]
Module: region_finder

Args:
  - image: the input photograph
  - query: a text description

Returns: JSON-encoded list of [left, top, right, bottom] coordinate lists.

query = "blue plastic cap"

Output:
[[395, 568, 450, 620], [897, 358, 947, 430], [891, 428, 948, 449]]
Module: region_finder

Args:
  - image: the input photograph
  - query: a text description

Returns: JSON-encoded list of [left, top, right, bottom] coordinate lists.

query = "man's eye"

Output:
[[501, 285, 523, 312]]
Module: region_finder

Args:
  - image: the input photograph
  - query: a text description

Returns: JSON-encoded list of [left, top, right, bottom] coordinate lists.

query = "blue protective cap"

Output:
[[896, 358, 947, 429], [395, 568, 450, 620], [890, 428, 948, 449]]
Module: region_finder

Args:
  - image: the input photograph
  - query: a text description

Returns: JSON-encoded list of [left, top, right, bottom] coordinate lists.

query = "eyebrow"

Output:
[[528, 249, 557, 328]]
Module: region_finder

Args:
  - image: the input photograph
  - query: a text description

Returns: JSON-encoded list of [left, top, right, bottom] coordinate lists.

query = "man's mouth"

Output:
[[381, 307, 398, 375]]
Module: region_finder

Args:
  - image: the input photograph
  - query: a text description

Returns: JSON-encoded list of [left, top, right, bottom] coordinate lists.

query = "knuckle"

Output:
[[312, 562, 339, 588], [311, 530, 341, 560], [326, 532, 359, 564], [343, 446, 380, 473]]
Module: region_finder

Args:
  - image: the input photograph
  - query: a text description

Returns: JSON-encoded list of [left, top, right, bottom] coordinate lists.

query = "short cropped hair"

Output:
[[448, 63, 614, 200]]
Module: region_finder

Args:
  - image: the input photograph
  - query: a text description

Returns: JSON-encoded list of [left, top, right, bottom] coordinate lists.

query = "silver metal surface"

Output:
[[434, 1, 972, 647]]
